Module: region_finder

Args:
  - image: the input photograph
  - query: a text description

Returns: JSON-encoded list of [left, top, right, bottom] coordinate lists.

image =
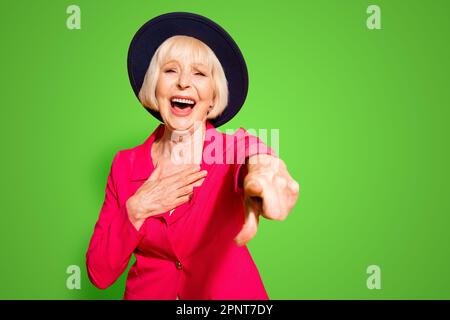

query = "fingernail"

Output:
[[234, 237, 244, 247]]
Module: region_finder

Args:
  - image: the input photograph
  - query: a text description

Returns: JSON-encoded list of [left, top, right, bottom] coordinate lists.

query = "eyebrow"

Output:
[[161, 60, 178, 68], [162, 60, 208, 68]]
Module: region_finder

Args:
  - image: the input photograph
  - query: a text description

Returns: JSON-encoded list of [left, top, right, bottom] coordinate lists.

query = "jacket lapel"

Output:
[[130, 123, 164, 182]]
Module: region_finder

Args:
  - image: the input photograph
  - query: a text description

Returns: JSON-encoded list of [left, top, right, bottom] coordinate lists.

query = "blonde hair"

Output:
[[138, 35, 229, 119]]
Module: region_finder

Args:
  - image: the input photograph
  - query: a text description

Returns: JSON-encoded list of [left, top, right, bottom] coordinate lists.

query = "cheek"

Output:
[[155, 82, 164, 99], [155, 80, 172, 113], [195, 80, 215, 101], [156, 75, 174, 96]]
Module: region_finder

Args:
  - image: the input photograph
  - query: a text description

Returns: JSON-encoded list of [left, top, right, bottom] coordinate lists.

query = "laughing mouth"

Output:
[[170, 97, 196, 109]]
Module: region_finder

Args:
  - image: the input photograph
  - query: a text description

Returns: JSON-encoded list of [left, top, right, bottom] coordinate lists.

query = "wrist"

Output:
[[126, 197, 143, 228]]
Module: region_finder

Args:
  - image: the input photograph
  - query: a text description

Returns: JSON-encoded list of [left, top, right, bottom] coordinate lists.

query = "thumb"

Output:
[[235, 197, 260, 247], [244, 178, 263, 198]]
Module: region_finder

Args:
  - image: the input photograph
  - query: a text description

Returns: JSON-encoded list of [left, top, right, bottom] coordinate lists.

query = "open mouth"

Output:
[[170, 97, 196, 116]]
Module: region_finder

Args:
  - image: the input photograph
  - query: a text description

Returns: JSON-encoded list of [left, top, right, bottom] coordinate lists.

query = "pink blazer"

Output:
[[86, 120, 275, 299]]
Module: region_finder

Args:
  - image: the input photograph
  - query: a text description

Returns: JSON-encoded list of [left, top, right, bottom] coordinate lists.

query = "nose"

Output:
[[177, 70, 191, 89]]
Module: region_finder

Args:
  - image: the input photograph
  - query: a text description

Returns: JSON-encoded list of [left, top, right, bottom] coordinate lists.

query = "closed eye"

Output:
[[194, 71, 206, 76], [164, 69, 176, 73]]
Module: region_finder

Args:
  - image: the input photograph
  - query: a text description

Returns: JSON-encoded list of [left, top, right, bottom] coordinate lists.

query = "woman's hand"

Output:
[[235, 155, 299, 246], [126, 165, 207, 231]]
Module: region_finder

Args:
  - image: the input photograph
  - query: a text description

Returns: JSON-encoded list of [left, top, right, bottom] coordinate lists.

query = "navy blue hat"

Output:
[[127, 12, 249, 127]]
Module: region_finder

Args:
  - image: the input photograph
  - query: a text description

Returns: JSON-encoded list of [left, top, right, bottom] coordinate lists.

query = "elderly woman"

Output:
[[86, 12, 299, 300]]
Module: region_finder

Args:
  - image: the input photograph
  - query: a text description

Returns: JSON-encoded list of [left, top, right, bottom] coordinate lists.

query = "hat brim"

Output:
[[127, 12, 249, 127]]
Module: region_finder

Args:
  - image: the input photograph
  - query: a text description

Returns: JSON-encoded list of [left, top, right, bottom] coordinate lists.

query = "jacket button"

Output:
[[175, 261, 183, 270]]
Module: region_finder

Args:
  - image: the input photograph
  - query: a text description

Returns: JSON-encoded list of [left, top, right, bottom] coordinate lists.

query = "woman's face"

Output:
[[155, 58, 215, 131]]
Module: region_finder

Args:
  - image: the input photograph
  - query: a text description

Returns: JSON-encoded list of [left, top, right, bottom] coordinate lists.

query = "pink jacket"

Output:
[[86, 121, 275, 299]]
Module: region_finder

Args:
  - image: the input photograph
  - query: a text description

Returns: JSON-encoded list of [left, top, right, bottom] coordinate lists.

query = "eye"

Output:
[[194, 71, 206, 76], [164, 68, 176, 73]]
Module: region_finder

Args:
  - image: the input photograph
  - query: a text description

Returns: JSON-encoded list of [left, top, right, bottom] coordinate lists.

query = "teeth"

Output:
[[171, 98, 195, 105]]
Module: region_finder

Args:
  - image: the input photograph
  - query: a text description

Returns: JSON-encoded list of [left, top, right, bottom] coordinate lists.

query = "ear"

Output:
[[211, 92, 219, 110], [207, 105, 214, 116]]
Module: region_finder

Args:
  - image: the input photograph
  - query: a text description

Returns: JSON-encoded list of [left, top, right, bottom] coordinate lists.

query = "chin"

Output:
[[165, 116, 197, 131]]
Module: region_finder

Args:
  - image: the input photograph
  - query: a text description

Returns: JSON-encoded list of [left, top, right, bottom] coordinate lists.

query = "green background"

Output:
[[0, 0, 449, 299]]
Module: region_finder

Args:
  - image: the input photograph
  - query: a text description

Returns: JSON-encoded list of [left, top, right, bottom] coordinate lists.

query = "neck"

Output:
[[157, 121, 206, 165]]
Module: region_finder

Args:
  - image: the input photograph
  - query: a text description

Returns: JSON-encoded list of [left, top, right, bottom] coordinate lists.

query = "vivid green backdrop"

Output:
[[0, 0, 449, 299]]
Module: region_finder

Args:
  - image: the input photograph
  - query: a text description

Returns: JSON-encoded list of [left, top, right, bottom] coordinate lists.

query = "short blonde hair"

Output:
[[138, 35, 229, 119]]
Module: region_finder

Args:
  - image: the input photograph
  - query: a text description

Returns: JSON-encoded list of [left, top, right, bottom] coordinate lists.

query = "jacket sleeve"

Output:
[[231, 128, 278, 194], [86, 151, 145, 289]]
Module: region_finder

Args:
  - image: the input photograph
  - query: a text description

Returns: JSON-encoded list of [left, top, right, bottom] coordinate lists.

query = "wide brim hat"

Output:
[[127, 12, 249, 127]]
